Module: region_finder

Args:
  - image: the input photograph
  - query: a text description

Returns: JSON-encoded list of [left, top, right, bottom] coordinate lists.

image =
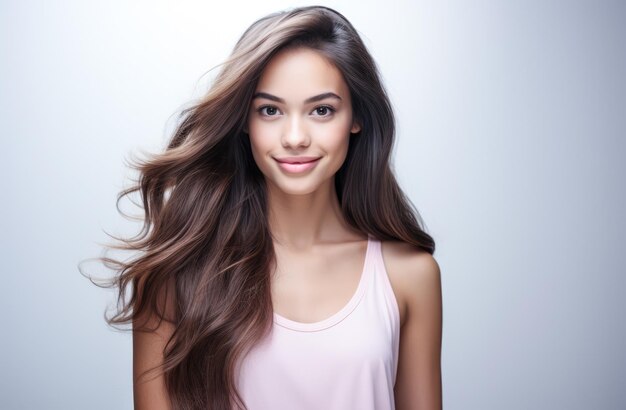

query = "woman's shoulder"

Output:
[[379, 239, 441, 328]]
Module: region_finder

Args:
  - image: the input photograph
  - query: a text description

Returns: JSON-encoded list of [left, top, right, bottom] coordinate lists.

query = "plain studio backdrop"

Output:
[[1, 0, 624, 409]]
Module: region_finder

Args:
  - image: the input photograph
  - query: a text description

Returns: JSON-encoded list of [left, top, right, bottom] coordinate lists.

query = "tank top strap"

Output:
[[367, 235, 401, 385], [367, 235, 401, 335]]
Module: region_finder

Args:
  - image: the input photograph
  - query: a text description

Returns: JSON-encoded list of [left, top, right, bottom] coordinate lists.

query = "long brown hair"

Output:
[[81, 5, 435, 410]]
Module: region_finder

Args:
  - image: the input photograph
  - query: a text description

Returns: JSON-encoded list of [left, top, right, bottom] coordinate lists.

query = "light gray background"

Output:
[[2, 0, 624, 409]]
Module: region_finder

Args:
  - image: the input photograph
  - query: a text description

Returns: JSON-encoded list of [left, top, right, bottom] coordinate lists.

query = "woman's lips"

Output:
[[273, 157, 321, 173], [274, 156, 320, 163]]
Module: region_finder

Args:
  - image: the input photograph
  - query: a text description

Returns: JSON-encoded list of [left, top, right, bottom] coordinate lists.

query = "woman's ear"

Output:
[[350, 121, 361, 134]]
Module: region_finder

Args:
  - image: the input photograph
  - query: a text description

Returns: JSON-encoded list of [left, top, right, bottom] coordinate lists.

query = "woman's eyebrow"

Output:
[[252, 91, 342, 104]]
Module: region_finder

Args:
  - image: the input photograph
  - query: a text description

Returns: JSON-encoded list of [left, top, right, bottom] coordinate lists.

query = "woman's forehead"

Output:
[[254, 48, 349, 102]]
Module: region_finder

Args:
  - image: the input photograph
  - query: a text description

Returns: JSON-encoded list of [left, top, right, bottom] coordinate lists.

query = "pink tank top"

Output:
[[235, 235, 401, 410]]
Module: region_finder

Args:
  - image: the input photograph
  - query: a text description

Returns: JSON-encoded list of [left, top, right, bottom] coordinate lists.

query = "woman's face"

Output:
[[246, 47, 361, 196]]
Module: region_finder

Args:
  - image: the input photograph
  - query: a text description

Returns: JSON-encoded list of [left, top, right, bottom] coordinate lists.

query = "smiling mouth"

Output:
[[274, 157, 321, 164], [273, 157, 321, 173], [283, 160, 315, 164]]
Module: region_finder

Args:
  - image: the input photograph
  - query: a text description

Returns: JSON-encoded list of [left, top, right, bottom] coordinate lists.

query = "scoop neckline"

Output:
[[273, 235, 373, 332]]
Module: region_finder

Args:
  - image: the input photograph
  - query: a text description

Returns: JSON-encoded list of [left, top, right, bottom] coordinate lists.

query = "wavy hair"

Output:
[[81, 5, 435, 410]]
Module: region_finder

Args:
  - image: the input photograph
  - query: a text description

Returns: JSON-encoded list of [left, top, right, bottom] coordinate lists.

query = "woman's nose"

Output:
[[282, 116, 310, 148]]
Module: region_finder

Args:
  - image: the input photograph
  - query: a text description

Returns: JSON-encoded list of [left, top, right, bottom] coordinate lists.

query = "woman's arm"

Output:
[[394, 252, 443, 410], [132, 278, 177, 410]]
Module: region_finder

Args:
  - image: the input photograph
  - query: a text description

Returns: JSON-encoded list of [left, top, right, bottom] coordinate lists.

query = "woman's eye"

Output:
[[258, 106, 280, 116], [313, 105, 335, 117]]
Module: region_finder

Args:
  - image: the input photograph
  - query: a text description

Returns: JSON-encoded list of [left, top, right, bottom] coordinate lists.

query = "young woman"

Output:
[[92, 5, 442, 410]]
